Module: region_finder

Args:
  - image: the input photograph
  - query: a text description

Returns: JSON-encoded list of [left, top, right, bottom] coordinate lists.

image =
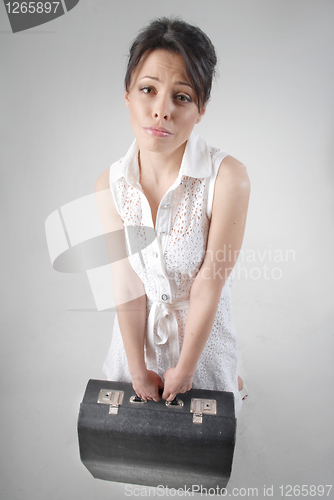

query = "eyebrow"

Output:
[[139, 75, 193, 88]]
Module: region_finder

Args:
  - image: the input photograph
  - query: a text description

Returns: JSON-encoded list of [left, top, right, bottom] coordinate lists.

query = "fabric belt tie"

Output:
[[146, 299, 190, 372]]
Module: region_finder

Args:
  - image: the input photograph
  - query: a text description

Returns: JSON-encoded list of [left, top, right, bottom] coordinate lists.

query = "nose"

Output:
[[153, 94, 171, 120]]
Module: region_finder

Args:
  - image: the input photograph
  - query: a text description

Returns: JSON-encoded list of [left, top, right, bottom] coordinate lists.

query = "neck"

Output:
[[138, 142, 187, 185]]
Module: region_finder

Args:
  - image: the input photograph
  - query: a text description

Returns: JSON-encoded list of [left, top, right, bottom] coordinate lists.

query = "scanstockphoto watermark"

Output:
[[233, 244, 296, 281], [206, 245, 296, 265], [207, 245, 296, 280], [3, 0, 81, 33], [124, 484, 261, 497], [203, 245, 296, 281], [124, 484, 333, 497]]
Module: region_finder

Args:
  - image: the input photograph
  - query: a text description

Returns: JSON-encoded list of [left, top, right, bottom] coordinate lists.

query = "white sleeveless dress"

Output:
[[102, 131, 242, 413]]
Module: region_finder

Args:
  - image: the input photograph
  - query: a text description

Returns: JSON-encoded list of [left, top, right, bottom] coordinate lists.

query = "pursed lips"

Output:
[[143, 126, 173, 137]]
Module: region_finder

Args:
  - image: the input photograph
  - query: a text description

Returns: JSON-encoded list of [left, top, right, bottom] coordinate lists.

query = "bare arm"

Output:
[[95, 169, 163, 401], [162, 155, 250, 401]]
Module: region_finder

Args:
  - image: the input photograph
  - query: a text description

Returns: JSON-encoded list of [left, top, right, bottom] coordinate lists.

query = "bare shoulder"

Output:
[[216, 154, 250, 192], [94, 166, 123, 228], [95, 167, 110, 193], [211, 155, 250, 216]]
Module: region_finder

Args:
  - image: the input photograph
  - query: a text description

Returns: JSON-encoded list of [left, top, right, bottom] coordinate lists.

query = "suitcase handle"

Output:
[[159, 388, 183, 406], [130, 389, 182, 406], [130, 395, 148, 404]]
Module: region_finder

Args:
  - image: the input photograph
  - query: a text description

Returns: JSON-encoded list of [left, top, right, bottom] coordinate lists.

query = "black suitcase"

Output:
[[77, 379, 236, 490]]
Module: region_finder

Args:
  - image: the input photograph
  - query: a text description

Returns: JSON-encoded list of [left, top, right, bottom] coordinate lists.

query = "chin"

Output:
[[138, 134, 176, 152]]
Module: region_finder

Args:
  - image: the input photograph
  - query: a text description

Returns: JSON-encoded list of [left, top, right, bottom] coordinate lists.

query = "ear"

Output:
[[124, 90, 130, 109], [196, 105, 206, 124]]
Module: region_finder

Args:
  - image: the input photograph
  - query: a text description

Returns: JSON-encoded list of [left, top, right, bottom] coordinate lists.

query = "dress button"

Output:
[[160, 231, 166, 235], [162, 204, 170, 209], [153, 252, 158, 258], [161, 294, 168, 301]]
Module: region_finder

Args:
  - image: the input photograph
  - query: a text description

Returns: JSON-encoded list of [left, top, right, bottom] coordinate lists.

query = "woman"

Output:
[[95, 17, 250, 413]]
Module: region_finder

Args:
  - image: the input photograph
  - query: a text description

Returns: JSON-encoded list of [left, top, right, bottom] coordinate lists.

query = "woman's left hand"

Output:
[[162, 367, 193, 402]]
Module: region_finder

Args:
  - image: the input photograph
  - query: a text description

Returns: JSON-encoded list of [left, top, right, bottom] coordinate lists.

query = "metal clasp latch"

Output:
[[190, 398, 217, 424], [97, 389, 124, 415]]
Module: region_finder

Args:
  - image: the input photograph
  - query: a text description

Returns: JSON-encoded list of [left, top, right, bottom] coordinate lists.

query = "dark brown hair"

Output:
[[124, 17, 217, 110]]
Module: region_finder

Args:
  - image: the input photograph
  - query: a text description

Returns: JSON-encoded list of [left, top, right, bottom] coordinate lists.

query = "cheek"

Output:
[[129, 102, 141, 122], [132, 98, 149, 117], [181, 110, 200, 128]]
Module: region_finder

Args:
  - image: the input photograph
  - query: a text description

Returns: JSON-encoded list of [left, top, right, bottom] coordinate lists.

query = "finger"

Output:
[[161, 389, 168, 400], [153, 390, 161, 402]]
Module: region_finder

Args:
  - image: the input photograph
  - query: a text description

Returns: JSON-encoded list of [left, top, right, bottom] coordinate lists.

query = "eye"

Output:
[[139, 86, 155, 95], [175, 94, 192, 103]]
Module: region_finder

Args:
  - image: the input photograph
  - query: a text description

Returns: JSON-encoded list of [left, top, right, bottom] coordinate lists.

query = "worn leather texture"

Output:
[[77, 379, 236, 489]]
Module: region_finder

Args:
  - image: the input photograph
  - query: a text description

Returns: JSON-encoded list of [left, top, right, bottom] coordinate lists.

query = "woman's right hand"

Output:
[[131, 369, 164, 402]]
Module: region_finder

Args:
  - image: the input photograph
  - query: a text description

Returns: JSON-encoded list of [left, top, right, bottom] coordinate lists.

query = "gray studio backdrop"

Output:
[[1, 1, 334, 499]]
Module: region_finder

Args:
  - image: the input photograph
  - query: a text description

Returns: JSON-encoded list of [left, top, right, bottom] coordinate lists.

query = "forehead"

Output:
[[131, 49, 189, 84]]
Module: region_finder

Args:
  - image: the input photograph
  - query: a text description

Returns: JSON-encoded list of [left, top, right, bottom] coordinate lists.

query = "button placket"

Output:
[[155, 254, 171, 303], [157, 193, 172, 256], [155, 193, 173, 302], [150, 238, 162, 269]]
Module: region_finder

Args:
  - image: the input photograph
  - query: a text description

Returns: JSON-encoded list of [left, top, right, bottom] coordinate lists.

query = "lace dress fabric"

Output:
[[102, 132, 242, 413]]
